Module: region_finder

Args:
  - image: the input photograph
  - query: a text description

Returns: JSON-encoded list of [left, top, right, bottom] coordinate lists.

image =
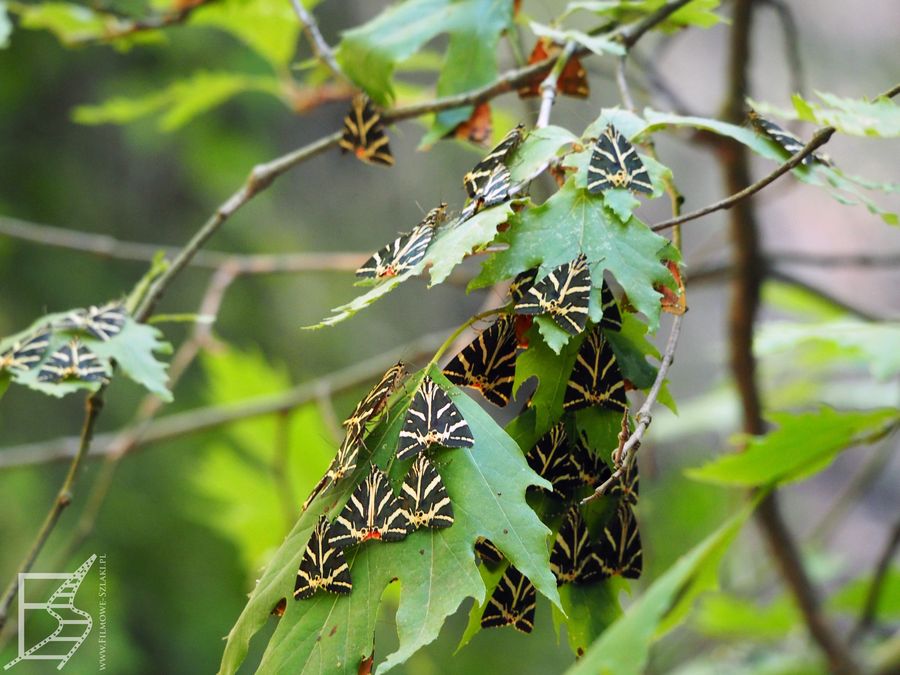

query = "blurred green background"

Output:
[[1, 1, 897, 673]]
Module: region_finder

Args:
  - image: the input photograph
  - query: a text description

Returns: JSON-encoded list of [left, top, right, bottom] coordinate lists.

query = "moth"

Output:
[[302, 363, 407, 511], [57, 302, 127, 341], [564, 325, 628, 413], [0, 330, 50, 373], [587, 124, 653, 195], [442, 315, 519, 406], [481, 565, 536, 633], [515, 254, 592, 335], [340, 93, 394, 166], [596, 501, 642, 580], [293, 515, 353, 600], [508, 268, 538, 305], [401, 454, 454, 531], [36, 338, 109, 383], [356, 204, 447, 280], [550, 508, 604, 585], [518, 39, 589, 99], [747, 109, 830, 166], [525, 423, 581, 496], [463, 124, 524, 199], [461, 164, 512, 219], [338, 361, 407, 472], [396, 376, 474, 460], [329, 466, 410, 548], [598, 280, 623, 331]]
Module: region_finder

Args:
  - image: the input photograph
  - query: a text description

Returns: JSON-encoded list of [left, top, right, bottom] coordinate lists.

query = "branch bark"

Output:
[[722, 2, 860, 674]]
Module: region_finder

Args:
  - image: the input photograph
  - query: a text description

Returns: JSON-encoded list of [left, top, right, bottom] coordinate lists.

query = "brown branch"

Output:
[[722, 2, 860, 674], [851, 516, 900, 643]]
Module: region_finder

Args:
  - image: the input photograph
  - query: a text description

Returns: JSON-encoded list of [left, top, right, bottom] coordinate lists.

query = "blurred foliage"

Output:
[[1, 0, 898, 674]]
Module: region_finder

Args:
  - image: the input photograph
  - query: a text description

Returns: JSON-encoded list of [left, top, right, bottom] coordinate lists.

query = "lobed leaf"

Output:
[[218, 368, 558, 674], [470, 179, 675, 331]]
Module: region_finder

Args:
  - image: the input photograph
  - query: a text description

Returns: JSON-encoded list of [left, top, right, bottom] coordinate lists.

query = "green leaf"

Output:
[[686, 407, 899, 487], [640, 108, 898, 224], [432, 0, 513, 134], [565, 0, 724, 30], [535, 315, 574, 354], [73, 71, 282, 131], [529, 21, 625, 56], [508, 125, 580, 185], [514, 325, 582, 430], [753, 91, 900, 137], [312, 202, 515, 328], [829, 567, 900, 621], [425, 202, 515, 285], [471, 179, 674, 331], [603, 188, 640, 222], [10, 1, 122, 46], [0, 1, 12, 48], [0, 372, 10, 401], [3, 312, 171, 399], [762, 279, 850, 321], [336, 0, 511, 106], [565, 503, 753, 675], [553, 577, 623, 657], [218, 368, 559, 674], [190, 0, 300, 69], [91, 317, 173, 400], [694, 593, 798, 640], [755, 320, 900, 381]]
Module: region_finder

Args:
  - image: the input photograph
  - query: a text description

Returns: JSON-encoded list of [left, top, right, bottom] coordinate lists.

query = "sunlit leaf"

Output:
[[829, 567, 900, 621], [694, 593, 798, 640], [218, 368, 558, 674], [686, 407, 899, 487]]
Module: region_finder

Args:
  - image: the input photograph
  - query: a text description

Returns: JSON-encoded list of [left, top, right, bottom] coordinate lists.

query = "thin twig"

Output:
[[651, 128, 835, 232], [767, 268, 881, 321], [536, 41, 576, 128], [722, 2, 860, 673], [0, 331, 449, 470], [0, 215, 368, 272], [615, 57, 637, 112], [582, 314, 682, 504], [289, 0, 344, 82], [851, 517, 900, 643], [0, 393, 104, 630]]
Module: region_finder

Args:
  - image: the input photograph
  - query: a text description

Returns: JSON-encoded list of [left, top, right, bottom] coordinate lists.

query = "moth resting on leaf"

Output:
[[356, 204, 447, 281]]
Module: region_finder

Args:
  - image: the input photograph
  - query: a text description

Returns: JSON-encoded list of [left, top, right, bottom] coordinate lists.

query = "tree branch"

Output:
[[70, 0, 218, 45], [0, 214, 367, 272], [851, 516, 900, 642], [722, 2, 860, 673]]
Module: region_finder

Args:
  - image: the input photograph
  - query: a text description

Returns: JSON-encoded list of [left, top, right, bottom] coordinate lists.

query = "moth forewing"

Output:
[[550, 508, 603, 585], [463, 123, 524, 198], [340, 93, 395, 166], [587, 124, 653, 195], [401, 454, 454, 530], [563, 326, 628, 412], [294, 516, 353, 600], [396, 377, 474, 460], [36, 338, 109, 384], [515, 255, 591, 335], [480, 565, 537, 633], [442, 316, 518, 407], [328, 466, 409, 548], [0, 330, 50, 372]]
